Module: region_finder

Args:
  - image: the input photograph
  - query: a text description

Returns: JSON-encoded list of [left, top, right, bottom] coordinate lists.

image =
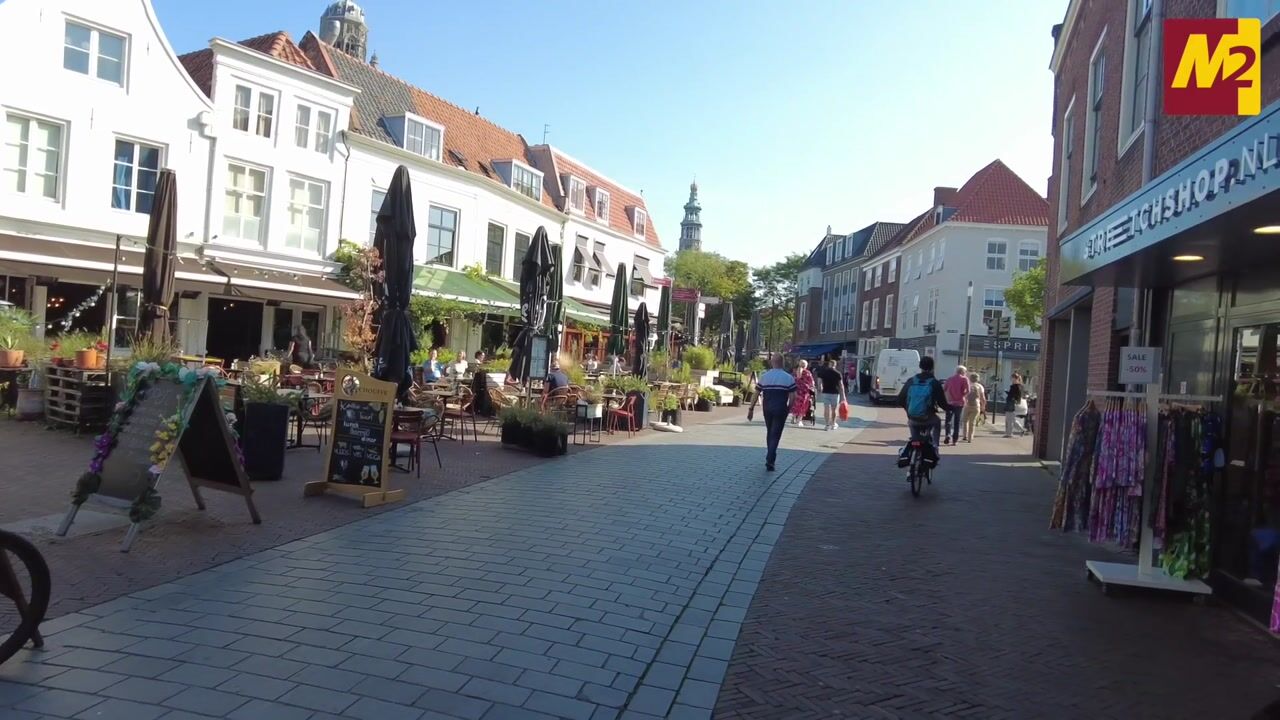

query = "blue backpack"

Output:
[[905, 376, 934, 420]]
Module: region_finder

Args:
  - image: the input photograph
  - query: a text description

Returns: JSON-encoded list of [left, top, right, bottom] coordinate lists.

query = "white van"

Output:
[[870, 349, 920, 404]]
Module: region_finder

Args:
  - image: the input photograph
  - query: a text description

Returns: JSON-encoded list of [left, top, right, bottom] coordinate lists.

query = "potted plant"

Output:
[[529, 412, 569, 457], [75, 337, 108, 370], [660, 393, 681, 425], [499, 405, 535, 447], [610, 375, 651, 427], [731, 387, 744, 407], [695, 387, 718, 412], [0, 307, 36, 368], [486, 356, 511, 386], [239, 372, 297, 481], [579, 384, 605, 420]]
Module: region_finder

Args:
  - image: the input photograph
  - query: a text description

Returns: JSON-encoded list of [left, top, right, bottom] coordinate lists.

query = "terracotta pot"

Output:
[[75, 349, 98, 369], [0, 349, 23, 368]]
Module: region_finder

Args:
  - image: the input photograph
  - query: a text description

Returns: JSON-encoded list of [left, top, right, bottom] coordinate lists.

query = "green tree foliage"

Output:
[[1004, 259, 1046, 333], [750, 253, 808, 349], [668, 250, 751, 301]]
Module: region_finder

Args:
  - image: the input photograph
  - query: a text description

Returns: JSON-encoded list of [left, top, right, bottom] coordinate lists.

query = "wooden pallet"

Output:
[[44, 365, 111, 433]]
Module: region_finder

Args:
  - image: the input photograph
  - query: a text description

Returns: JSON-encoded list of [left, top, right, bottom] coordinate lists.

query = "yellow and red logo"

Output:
[[1164, 18, 1260, 116]]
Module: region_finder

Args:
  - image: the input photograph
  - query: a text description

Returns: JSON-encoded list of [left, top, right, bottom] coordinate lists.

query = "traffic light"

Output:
[[998, 316, 1012, 339], [986, 318, 997, 337]]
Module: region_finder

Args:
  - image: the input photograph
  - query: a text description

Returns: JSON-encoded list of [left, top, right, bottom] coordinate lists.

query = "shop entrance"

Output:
[[206, 298, 263, 363], [1220, 322, 1280, 615]]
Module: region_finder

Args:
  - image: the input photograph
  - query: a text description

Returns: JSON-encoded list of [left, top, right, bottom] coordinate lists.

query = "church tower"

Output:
[[678, 180, 702, 252], [319, 1, 369, 62]]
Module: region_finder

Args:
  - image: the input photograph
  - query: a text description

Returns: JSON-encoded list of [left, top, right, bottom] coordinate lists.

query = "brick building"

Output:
[[1040, 0, 1280, 623]]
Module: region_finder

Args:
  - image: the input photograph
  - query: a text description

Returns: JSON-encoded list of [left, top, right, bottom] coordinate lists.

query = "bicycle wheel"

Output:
[[909, 456, 923, 497], [0, 530, 51, 665]]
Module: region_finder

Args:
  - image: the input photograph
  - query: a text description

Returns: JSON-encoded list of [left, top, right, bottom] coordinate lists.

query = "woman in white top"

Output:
[[961, 372, 986, 442], [452, 351, 469, 378]]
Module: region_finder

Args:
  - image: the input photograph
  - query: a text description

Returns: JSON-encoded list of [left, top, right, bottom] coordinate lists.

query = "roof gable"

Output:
[[538, 146, 661, 249], [300, 33, 556, 210], [178, 31, 317, 97], [901, 159, 1049, 245]]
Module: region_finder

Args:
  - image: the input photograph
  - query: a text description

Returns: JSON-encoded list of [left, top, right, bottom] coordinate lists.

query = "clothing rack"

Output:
[[1083, 375, 1219, 597]]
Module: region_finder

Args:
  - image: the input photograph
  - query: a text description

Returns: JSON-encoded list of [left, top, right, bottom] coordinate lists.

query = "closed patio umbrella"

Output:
[[543, 242, 565, 361], [632, 302, 650, 378], [139, 168, 178, 342], [734, 319, 747, 370], [371, 165, 418, 402], [606, 262, 629, 365], [654, 284, 671, 353], [718, 303, 735, 364], [508, 227, 553, 383], [747, 309, 762, 359]]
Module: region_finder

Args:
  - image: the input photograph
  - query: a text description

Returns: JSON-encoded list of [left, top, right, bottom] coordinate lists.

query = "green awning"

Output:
[[412, 267, 520, 311], [488, 277, 607, 326]]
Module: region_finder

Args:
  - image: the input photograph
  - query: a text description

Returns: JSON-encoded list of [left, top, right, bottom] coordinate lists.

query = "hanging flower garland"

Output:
[[73, 361, 233, 523]]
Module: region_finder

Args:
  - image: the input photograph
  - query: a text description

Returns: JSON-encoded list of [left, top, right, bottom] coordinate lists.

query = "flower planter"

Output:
[[75, 349, 98, 370], [242, 402, 290, 481], [695, 398, 713, 412], [501, 422, 531, 447], [0, 349, 23, 368], [661, 408, 682, 425], [532, 430, 569, 457], [579, 402, 604, 420], [731, 396, 742, 407]]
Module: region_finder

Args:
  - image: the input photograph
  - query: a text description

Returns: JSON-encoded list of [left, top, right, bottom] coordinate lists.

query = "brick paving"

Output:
[[716, 399, 1280, 719], [0, 404, 740, 619], [1, 405, 845, 719]]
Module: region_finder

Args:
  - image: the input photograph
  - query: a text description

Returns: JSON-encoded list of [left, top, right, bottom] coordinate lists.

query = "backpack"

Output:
[[905, 376, 934, 419]]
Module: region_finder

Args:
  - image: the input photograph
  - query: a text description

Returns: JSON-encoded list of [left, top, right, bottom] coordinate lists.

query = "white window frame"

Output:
[[798, 301, 807, 334], [870, 298, 879, 330], [926, 246, 935, 274], [937, 239, 945, 271], [986, 240, 1008, 271], [425, 204, 459, 267], [230, 83, 277, 139], [404, 113, 444, 162], [915, 251, 924, 279], [888, 257, 897, 282], [912, 295, 920, 329], [821, 276, 832, 333], [567, 176, 587, 213], [485, 221, 506, 276], [863, 268, 872, 288], [1058, 96, 1076, 232], [111, 136, 164, 214], [873, 264, 883, 288], [369, 187, 386, 244], [1082, 29, 1106, 204], [861, 300, 870, 331], [885, 293, 894, 329], [1018, 241, 1042, 272], [903, 256, 911, 284], [633, 208, 648, 237], [1118, 0, 1153, 155], [285, 174, 328, 254], [982, 288, 1006, 329], [63, 19, 127, 87], [511, 161, 543, 201], [825, 245, 833, 266], [593, 187, 610, 220], [294, 103, 333, 154], [511, 231, 532, 280], [927, 288, 940, 326], [5, 112, 67, 202], [222, 160, 270, 245]]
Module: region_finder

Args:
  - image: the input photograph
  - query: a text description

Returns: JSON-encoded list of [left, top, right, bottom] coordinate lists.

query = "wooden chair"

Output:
[[390, 410, 425, 477], [679, 383, 698, 411], [299, 382, 330, 451], [483, 387, 513, 435], [443, 386, 479, 443], [418, 408, 444, 470], [607, 394, 638, 437]]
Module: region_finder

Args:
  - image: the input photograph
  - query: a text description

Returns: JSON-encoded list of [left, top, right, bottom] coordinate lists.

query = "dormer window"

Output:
[[232, 84, 276, 138], [397, 114, 442, 161], [594, 188, 611, 222], [632, 208, 648, 237], [64, 20, 126, 86], [510, 162, 542, 201], [566, 176, 587, 213]]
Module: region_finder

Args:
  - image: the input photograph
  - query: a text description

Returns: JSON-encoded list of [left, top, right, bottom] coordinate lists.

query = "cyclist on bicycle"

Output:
[[896, 355, 948, 468]]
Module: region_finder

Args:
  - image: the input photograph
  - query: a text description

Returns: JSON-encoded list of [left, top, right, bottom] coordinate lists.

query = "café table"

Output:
[[292, 392, 332, 449]]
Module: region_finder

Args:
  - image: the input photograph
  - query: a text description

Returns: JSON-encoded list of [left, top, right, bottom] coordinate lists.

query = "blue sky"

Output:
[[154, 0, 1064, 266]]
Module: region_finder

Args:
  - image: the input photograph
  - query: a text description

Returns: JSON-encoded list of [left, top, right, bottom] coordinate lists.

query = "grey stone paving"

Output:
[[2, 413, 857, 719]]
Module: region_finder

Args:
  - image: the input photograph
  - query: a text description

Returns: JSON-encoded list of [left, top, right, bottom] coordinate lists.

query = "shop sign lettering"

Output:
[[1118, 346, 1161, 385]]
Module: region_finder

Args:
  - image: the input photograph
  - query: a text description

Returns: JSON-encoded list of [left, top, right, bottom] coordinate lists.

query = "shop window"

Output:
[[1171, 275, 1219, 319], [1233, 274, 1278, 310], [112, 287, 139, 349]]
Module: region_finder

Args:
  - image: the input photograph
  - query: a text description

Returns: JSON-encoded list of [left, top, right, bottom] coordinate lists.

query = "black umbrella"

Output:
[[748, 309, 762, 358], [632, 302, 650, 378], [508, 227, 554, 383], [719, 303, 735, 364], [371, 165, 417, 401], [543, 242, 565, 360], [606, 262, 629, 363], [139, 169, 178, 342], [654, 285, 671, 353], [734, 319, 747, 370]]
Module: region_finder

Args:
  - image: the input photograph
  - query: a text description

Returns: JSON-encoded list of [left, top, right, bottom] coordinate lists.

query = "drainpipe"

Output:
[[337, 130, 352, 248], [1136, 0, 1164, 349]]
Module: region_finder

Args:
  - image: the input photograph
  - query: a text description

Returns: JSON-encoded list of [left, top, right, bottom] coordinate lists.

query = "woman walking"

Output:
[[961, 372, 986, 442], [790, 359, 814, 426], [1004, 372, 1026, 437]]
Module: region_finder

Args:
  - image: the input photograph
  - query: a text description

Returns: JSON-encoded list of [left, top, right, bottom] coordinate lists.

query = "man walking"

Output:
[[750, 354, 797, 471], [942, 364, 970, 445], [814, 358, 846, 431]]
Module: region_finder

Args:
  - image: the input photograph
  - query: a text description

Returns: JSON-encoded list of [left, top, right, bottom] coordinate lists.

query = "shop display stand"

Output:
[[1084, 376, 1218, 598]]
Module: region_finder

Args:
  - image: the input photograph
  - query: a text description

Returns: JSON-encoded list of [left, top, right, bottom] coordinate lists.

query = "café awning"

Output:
[[412, 266, 520, 312]]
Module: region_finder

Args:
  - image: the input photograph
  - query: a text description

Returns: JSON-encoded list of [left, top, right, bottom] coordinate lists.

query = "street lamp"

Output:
[[961, 281, 974, 368]]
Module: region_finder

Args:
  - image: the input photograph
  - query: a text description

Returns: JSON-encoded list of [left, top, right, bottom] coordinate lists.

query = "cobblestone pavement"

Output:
[[1, 408, 846, 719], [0, 406, 740, 619], [717, 399, 1280, 719]]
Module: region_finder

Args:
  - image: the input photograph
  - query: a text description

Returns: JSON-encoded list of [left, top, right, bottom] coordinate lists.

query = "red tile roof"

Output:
[[901, 159, 1049, 245], [533, 146, 660, 248], [178, 31, 317, 97], [299, 33, 560, 212]]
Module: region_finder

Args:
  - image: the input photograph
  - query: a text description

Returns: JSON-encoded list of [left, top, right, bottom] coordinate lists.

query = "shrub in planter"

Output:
[[0, 306, 36, 368], [659, 393, 681, 425], [529, 414, 569, 457], [695, 387, 718, 411], [499, 406, 536, 446], [684, 346, 714, 371], [239, 374, 296, 481]]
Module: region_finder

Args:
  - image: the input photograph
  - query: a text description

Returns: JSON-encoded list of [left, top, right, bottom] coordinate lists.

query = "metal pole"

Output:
[[104, 234, 123, 388], [961, 281, 973, 369]]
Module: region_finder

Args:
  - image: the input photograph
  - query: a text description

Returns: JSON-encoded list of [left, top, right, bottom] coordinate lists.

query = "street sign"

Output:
[[672, 287, 700, 302], [1119, 346, 1161, 385]]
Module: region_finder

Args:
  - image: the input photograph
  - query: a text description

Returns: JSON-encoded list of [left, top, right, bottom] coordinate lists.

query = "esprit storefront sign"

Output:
[[1060, 98, 1280, 283]]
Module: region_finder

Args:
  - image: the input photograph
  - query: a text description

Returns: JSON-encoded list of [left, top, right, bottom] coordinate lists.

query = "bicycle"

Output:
[[0, 529, 50, 665]]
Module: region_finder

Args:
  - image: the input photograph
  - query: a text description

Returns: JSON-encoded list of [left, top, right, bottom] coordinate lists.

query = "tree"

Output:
[[335, 240, 383, 369], [667, 250, 751, 302], [1004, 259, 1046, 333], [750, 253, 808, 350]]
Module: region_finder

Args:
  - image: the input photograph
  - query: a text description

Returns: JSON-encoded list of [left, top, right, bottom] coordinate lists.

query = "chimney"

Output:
[[826, 224, 833, 236], [932, 186, 958, 208]]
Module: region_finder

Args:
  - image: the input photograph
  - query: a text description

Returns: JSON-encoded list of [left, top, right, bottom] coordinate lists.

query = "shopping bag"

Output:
[[838, 398, 850, 421]]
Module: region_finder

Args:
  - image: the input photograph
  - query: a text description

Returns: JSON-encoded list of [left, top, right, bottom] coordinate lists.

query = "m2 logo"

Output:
[[1164, 18, 1261, 116]]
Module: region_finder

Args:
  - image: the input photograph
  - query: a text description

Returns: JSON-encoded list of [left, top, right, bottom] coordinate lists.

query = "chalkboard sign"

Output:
[[309, 369, 403, 508], [97, 380, 185, 503], [59, 374, 261, 552], [328, 399, 388, 486]]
